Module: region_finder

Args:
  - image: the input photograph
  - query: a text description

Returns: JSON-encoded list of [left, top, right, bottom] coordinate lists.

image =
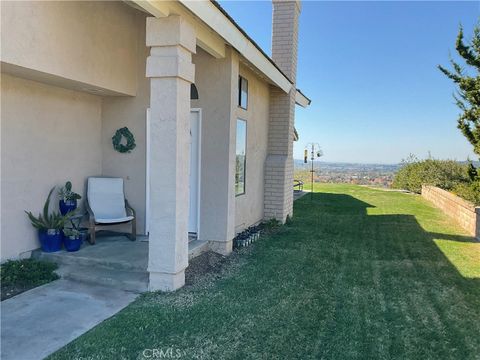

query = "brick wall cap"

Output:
[[422, 185, 475, 211]]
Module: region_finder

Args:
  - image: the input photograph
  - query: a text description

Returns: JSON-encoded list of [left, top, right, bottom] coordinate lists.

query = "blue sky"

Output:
[[219, 1, 479, 164]]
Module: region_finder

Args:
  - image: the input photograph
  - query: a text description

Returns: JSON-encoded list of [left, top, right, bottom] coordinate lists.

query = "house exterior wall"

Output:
[[101, 12, 149, 234], [0, 0, 297, 263], [235, 64, 270, 231], [1, 1, 139, 96], [191, 47, 237, 252], [191, 49, 270, 236], [1, 75, 103, 261], [1, 1, 148, 260]]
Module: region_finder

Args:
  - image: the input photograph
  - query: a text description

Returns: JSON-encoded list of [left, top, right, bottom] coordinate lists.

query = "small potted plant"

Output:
[[25, 188, 67, 252], [62, 227, 83, 252], [58, 181, 81, 215]]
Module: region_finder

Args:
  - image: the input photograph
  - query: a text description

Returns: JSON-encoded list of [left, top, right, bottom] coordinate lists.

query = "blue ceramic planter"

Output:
[[63, 235, 83, 252], [59, 199, 77, 215], [38, 229, 62, 252]]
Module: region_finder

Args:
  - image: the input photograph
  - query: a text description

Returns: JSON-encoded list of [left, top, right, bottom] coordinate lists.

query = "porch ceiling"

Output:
[[1, 62, 133, 97]]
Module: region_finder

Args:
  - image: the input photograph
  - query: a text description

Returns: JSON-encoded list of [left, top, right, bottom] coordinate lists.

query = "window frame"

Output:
[[235, 118, 247, 197], [238, 76, 248, 110]]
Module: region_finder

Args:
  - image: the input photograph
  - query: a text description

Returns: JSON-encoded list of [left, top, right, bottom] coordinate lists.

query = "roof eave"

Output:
[[179, 0, 293, 93], [133, 0, 293, 93], [295, 89, 311, 108]]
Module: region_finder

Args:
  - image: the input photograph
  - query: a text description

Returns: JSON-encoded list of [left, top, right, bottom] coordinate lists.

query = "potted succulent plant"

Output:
[[58, 181, 81, 215], [25, 188, 67, 252], [62, 227, 83, 252]]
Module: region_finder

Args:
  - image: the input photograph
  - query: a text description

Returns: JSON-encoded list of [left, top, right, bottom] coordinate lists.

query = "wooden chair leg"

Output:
[[89, 222, 96, 245], [130, 218, 136, 241]]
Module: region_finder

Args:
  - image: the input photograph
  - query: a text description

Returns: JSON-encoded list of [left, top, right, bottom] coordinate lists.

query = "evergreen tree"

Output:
[[439, 23, 480, 156]]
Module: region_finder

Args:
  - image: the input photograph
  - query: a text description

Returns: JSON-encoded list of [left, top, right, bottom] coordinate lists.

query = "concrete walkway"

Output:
[[1, 279, 137, 360], [294, 190, 308, 201]]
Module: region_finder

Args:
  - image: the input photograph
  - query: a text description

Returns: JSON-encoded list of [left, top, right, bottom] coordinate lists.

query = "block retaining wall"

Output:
[[421, 185, 480, 239]]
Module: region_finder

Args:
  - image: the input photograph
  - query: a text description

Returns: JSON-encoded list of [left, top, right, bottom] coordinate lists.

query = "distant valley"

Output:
[[294, 160, 400, 188]]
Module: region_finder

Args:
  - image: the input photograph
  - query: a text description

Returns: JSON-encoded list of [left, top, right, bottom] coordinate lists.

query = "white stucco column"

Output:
[[146, 16, 195, 291]]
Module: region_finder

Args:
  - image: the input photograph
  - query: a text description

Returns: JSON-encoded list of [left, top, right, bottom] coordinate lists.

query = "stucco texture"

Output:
[[191, 47, 237, 244], [1, 1, 139, 96], [192, 48, 270, 237], [101, 11, 149, 235], [1, 0, 273, 260], [1, 75, 102, 260], [1, 1, 149, 260], [235, 64, 270, 231]]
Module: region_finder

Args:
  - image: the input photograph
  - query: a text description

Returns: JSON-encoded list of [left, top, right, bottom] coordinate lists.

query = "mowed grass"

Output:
[[50, 184, 480, 360]]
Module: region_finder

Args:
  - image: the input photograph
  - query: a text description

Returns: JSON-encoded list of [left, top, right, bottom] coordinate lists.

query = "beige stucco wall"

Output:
[[191, 47, 237, 245], [0, 0, 272, 259], [1, 74, 102, 261], [234, 64, 270, 231], [101, 12, 149, 234], [1, 2, 149, 260], [192, 48, 270, 238], [1, 1, 139, 96]]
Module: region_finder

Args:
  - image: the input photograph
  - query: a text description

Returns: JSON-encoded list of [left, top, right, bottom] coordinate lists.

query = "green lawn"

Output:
[[50, 184, 480, 359]]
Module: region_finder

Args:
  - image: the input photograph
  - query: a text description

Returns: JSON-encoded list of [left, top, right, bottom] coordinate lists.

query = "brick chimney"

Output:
[[272, 0, 301, 83], [264, 0, 301, 222]]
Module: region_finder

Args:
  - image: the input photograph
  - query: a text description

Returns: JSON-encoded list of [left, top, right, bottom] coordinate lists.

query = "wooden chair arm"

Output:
[[125, 199, 136, 218]]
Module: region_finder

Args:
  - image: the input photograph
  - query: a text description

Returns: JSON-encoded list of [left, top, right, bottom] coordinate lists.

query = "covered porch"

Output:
[[2, 0, 300, 294]]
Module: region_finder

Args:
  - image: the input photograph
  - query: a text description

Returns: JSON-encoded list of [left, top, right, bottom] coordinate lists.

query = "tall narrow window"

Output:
[[238, 76, 248, 110], [235, 119, 247, 196]]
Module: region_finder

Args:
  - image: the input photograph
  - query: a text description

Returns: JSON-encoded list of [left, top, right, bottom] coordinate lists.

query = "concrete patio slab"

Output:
[[1, 279, 137, 360], [34, 233, 209, 273], [34, 234, 149, 271]]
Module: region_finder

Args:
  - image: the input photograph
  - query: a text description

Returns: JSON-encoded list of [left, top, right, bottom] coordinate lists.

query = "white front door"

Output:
[[189, 110, 201, 234]]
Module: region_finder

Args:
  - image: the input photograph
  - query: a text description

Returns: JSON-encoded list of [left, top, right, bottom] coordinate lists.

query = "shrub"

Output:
[[262, 218, 282, 234], [1, 259, 59, 300], [453, 181, 480, 206], [392, 156, 470, 193]]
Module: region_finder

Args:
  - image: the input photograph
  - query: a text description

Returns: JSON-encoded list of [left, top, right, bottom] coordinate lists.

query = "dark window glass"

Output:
[[238, 76, 248, 109]]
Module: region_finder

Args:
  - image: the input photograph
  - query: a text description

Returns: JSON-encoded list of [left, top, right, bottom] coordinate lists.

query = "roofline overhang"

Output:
[[132, 0, 293, 94], [295, 89, 311, 108], [180, 0, 293, 93], [293, 127, 299, 141]]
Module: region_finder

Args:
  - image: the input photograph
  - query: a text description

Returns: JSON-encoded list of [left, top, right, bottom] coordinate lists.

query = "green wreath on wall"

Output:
[[112, 127, 136, 153]]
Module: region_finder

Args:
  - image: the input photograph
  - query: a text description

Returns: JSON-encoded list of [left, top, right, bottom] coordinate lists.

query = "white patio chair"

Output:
[[86, 177, 136, 244]]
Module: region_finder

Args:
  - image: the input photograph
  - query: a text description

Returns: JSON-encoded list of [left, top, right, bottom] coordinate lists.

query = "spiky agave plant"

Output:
[[25, 187, 67, 231]]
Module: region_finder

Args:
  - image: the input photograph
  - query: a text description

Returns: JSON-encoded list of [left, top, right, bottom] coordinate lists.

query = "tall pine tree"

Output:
[[439, 23, 480, 157]]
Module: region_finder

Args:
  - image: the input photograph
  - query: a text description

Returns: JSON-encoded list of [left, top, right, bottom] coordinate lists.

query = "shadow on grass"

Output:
[[48, 189, 480, 360], [293, 192, 480, 283], [297, 191, 478, 240], [428, 232, 478, 243], [283, 191, 480, 358]]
